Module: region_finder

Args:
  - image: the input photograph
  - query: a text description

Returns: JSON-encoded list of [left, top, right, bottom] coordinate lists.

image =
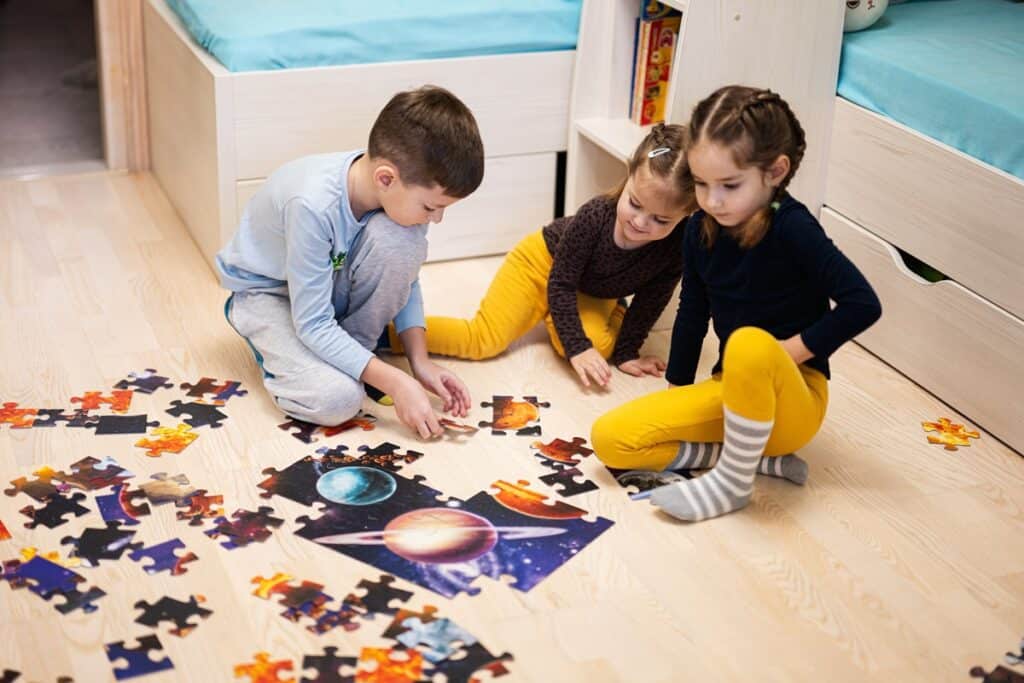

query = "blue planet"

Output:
[[316, 466, 397, 506]]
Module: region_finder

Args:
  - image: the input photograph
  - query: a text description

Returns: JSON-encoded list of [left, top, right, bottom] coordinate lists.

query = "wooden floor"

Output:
[[1, 171, 1022, 682]]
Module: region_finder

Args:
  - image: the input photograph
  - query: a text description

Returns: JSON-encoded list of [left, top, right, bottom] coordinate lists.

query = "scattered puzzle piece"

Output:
[[278, 412, 377, 444], [355, 647, 423, 683], [95, 484, 151, 525], [205, 507, 284, 549], [56, 456, 134, 491], [166, 400, 228, 429], [87, 414, 159, 435], [127, 539, 198, 575], [530, 437, 593, 466], [234, 652, 294, 683], [72, 389, 133, 413], [970, 665, 1024, 682], [180, 376, 248, 402], [537, 467, 599, 497], [134, 594, 211, 636], [1006, 637, 1024, 666], [0, 520, 9, 541], [52, 584, 107, 614], [396, 616, 478, 663], [135, 423, 199, 457], [139, 472, 197, 506], [20, 492, 90, 529], [922, 417, 981, 451], [60, 409, 99, 428], [2, 554, 82, 598], [381, 605, 440, 640], [115, 368, 174, 394], [301, 646, 358, 683], [478, 396, 550, 436], [431, 642, 513, 683], [61, 521, 136, 567], [105, 635, 173, 680], [18, 547, 80, 568], [6, 466, 65, 501], [0, 402, 38, 428], [175, 490, 224, 526], [24, 408, 68, 428]]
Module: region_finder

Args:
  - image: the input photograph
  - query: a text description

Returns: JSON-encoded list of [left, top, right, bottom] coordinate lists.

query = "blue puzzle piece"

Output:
[[2, 555, 82, 598], [127, 538, 197, 575], [105, 635, 173, 680], [396, 616, 478, 663]]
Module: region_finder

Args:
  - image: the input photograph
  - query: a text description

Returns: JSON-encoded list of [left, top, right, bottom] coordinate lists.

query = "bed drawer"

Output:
[[826, 98, 1024, 320], [236, 152, 556, 263], [823, 207, 1024, 453]]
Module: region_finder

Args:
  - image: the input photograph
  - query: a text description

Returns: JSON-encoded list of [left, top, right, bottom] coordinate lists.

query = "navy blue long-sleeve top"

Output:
[[666, 196, 882, 386]]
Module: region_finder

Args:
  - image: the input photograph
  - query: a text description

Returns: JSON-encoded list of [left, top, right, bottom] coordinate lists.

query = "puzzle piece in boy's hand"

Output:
[[538, 467, 599, 497], [166, 400, 228, 429], [381, 605, 440, 640], [234, 652, 294, 683], [302, 646, 358, 683], [134, 594, 212, 636], [348, 575, 413, 618], [115, 368, 173, 394], [355, 647, 423, 683], [606, 467, 692, 500], [87, 414, 159, 435], [530, 437, 593, 466], [205, 506, 284, 549], [61, 521, 136, 567], [440, 418, 479, 438], [95, 484, 151, 525], [105, 635, 173, 680], [0, 402, 38, 428], [970, 665, 1024, 682], [135, 423, 198, 457], [174, 490, 224, 526], [57, 456, 134, 491], [127, 538, 198, 575], [354, 442, 424, 472], [396, 616, 478, 663], [922, 417, 981, 451], [139, 472, 197, 506], [180, 376, 248, 402], [72, 389, 133, 413], [20, 492, 90, 529], [5, 466, 65, 501], [52, 583, 107, 614], [432, 642, 514, 683], [478, 396, 550, 436]]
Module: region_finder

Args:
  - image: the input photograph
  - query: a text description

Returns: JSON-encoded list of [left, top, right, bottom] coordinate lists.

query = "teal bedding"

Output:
[[164, 0, 583, 72], [838, 0, 1024, 180]]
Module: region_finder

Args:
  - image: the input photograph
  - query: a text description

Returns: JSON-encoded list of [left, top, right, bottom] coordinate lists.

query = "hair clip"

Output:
[[647, 147, 672, 158]]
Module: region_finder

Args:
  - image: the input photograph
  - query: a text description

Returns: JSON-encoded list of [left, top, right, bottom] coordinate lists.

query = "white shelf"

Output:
[[575, 117, 649, 163], [659, 0, 689, 13]]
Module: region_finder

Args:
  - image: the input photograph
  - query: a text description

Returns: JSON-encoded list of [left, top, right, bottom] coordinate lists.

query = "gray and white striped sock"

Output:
[[651, 408, 773, 521], [667, 442, 808, 485]]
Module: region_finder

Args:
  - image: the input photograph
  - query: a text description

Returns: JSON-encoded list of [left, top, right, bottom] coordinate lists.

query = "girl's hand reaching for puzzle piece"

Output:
[[618, 356, 667, 378], [570, 348, 612, 388]]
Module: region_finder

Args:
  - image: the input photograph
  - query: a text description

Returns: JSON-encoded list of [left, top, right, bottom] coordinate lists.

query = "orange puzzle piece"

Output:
[[355, 647, 423, 683], [921, 417, 980, 451], [233, 652, 294, 683], [135, 424, 198, 457]]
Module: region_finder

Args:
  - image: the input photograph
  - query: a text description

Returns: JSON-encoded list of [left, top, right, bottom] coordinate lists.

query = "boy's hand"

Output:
[[391, 374, 444, 439], [618, 356, 667, 378], [569, 348, 612, 388], [412, 360, 472, 418]]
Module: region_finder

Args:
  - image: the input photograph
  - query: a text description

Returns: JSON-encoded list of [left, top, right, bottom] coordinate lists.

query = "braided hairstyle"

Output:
[[606, 122, 695, 213], [687, 85, 806, 248]]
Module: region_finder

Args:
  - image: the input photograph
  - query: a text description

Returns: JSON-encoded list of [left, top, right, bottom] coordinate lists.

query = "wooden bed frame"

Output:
[[823, 97, 1024, 454], [142, 0, 575, 268]]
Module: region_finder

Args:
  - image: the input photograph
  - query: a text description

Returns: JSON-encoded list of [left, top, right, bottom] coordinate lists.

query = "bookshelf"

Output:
[[565, 0, 845, 217]]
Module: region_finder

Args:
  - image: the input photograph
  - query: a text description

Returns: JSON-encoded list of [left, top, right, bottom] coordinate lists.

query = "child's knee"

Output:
[[590, 411, 632, 469], [279, 376, 363, 426], [723, 326, 778, 372]]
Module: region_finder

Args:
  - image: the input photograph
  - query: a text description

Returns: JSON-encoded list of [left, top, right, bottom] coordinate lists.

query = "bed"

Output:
[[143, 0, 581, 267], [822, 0, 1024, 453]]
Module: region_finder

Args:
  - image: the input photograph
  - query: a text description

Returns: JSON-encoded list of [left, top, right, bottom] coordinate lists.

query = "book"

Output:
[[630, 1, 682, 126]]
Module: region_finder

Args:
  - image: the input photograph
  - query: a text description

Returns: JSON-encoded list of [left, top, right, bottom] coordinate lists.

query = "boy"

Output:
[[217, 86, 483, 439]]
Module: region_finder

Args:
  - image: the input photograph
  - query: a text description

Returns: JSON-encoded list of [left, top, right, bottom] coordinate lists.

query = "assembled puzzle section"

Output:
[[479, 396, 551, 436]]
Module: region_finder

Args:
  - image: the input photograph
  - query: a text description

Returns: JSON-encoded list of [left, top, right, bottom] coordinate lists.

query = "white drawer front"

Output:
[[823, 207, 1024, 453], [235, 153, 556, 263]]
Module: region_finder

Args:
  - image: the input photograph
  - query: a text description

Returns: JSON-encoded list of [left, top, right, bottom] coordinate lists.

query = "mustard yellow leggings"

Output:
[[591, 326, 829, 470], [418, 230, 625, 360]]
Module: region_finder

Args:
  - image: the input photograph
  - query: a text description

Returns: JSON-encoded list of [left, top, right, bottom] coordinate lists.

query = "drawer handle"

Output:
[[881, 241, 935, 287]]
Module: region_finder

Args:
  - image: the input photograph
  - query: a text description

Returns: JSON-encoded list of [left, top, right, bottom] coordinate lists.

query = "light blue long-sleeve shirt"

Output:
[[215, 150, 425, 379]]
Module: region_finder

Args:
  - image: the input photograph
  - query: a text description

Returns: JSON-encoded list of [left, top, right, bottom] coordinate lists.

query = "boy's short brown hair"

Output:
[[368, 85, 484, 198]]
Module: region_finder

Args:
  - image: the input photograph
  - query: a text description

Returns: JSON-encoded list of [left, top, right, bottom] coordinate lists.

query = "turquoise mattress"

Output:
[[838, 0, 1024, 181], [164, 0, 582, 72]]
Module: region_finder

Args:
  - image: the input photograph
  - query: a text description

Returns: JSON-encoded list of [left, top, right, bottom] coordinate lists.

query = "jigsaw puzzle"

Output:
[[127, 539, 198, 575], [394, 616, 477, 663], [381, 604, 440, 639], [970, 665, 1024, 682], [0, 402, 38, 428], [180, 376, 248, 402], [56, 456, 134, 491], [20, 492, 90, 529], [52, 584, 107, 614], [60, 409, 99, 428], [538, 467, 599, 497], [2, 554, 81, 597], [135, 423, 199, 457], [6, 466, 66, 501], [87, 414, 159, 435], [478, 396, 550, 436], [301, 646, 358, 683], [72, 389, 133, 413], [259, 449, 419, 507], [292, 457, 613, 597], [61, 521, 136, 567], [530, 437, 594, 466], [105, 635, 173, 680], [115, 368, 174, 394], [165, 400, 229, 429], [24, 408, 68, 428], [922, 417, 981, 451], [439, 418, 479, 437], [138, 473, 197, 506], [278, 412, 377, 444], [431, 642, 514, 682], [251, 572, 362, 635], [174, 490, 224, 526], [355, 647, 423, 683], [95, 484, 151, 525], [134, 594, 211, 636], [234, 652, 294, 683], [205, 507, 284, 549], [605, 467, 693, 500]]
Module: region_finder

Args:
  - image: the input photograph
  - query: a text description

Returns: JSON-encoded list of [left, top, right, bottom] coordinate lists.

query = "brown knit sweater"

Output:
[[542, 196, 685, 365]]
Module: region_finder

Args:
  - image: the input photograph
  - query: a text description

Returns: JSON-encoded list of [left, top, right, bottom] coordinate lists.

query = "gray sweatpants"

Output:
[[226, 213, 427, 425]]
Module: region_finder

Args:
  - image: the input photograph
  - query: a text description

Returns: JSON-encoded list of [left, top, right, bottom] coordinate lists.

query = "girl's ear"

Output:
[[766, 154, 791, 187]]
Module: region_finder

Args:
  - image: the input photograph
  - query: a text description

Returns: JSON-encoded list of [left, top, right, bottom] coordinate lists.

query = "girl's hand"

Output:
[[412, 360, 472, 418], [618, 356, 667, 378], [569, 348, 612, 388]]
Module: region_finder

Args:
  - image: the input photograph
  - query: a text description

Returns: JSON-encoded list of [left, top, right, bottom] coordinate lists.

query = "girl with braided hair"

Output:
[[592, 86, 882, 521], [411, 124, 696, 388]]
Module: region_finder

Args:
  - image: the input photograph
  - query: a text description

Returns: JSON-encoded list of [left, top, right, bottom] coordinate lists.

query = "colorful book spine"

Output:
[[630, 1, 682, 126]]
